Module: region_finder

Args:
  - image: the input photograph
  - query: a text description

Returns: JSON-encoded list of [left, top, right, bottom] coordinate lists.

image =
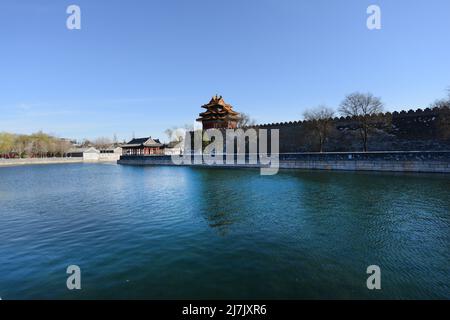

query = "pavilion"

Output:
[[121, 137, 164, 155]]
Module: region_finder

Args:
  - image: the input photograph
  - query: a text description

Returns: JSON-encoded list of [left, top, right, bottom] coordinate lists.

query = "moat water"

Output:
[[0, 163, 449, 299]]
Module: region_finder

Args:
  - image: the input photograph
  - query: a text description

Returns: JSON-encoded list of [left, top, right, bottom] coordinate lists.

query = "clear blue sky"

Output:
[[1, 0, 449, 142]]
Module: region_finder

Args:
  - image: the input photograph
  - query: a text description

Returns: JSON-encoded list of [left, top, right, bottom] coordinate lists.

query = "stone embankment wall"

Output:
[[98, 153, 121, 161], [0, 158, 83, 167], [0, 156, 119, 167], [118, 151, 450, 174]]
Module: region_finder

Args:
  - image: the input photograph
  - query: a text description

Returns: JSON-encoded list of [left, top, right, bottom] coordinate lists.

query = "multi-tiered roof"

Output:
[[196, 95, 240, 129]]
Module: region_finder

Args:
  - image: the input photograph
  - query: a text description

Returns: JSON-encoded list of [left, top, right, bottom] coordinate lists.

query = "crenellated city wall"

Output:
[[250, 107, 450, 152]]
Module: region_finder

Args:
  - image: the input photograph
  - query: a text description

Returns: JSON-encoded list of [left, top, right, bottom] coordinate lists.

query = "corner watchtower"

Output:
[[196, 95, 240, 129]]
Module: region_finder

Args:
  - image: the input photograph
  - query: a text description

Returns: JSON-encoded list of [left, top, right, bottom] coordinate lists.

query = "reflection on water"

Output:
[[0, 163, 449, 299], [192, 168, 247, 236], [204, 211, 236, 235]]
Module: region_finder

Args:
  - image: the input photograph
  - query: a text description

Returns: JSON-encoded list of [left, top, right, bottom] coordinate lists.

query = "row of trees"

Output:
[[0, 132, 73, 158], [0, 132, 123, 158], [78, 135, 121, 149]]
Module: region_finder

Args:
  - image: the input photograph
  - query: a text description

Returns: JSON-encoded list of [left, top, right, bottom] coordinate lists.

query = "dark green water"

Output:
[[0, 163, 449, 299]]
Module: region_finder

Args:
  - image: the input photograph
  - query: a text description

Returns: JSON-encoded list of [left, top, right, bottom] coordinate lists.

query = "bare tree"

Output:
[[0, 133, 15, 158], [303, 105, 335, 152], [237, 113, 256, 128], [14, 135, 28, 158], [80, 139, 92, 147], [431, 99, 450, 109], [24, 141, 34, 157], [92, 137, 113, 149], [339, 92, 384, 152], [431, 87, 450, 109], [165, 124, 194, 144], [164, 128, 175, 142], [432, 87, 450, 139], [56, 139, 72, 157]]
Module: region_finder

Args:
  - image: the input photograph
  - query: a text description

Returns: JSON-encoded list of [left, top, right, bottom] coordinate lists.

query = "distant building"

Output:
[[66, 146, 122, 161], [99, 146, 122, 155], [164, 140, 183, 155], [197, 95, 240, 129], [99, 146, 122, 161], [122, 137, 164, 155], [66, 147, 100, 161]]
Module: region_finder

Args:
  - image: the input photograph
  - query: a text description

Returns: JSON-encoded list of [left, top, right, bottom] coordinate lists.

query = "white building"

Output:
[[164, 141, 184, 156], [66, 146, 122, 162]]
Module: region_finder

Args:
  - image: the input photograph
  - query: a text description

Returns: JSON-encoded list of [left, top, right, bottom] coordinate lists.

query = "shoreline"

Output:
[[0, 158, 115, 167]]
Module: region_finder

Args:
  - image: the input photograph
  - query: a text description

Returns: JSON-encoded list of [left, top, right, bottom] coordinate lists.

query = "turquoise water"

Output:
[[0, 163, 449, 299]]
